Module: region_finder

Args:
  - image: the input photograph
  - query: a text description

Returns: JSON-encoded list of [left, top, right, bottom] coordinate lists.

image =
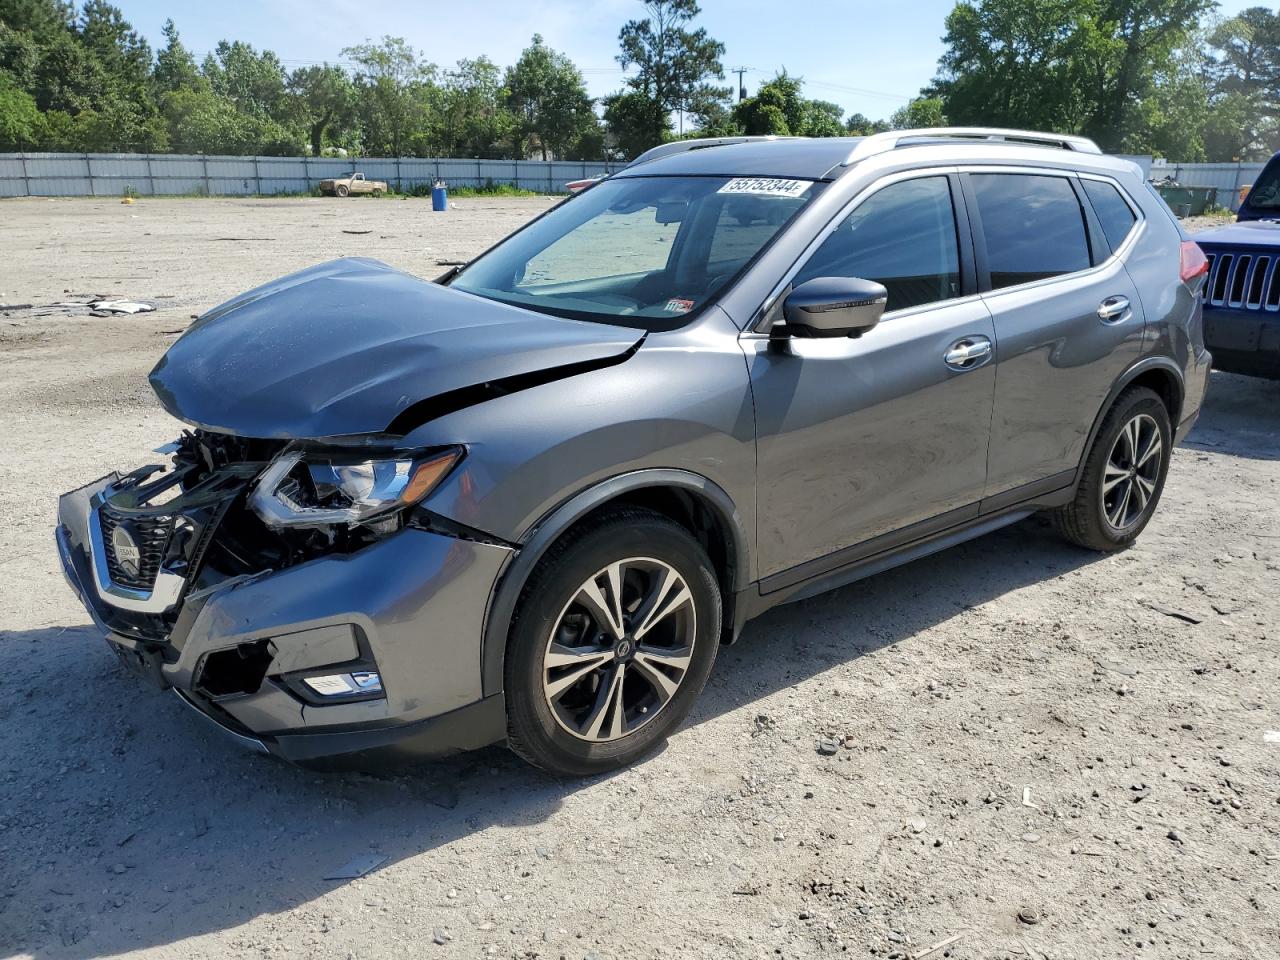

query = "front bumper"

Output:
[[57, 473, 514, 768], [1204, 306, 1280, 379]]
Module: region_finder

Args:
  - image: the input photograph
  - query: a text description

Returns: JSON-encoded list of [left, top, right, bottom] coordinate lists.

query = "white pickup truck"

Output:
[[318, 172, 388, 197]]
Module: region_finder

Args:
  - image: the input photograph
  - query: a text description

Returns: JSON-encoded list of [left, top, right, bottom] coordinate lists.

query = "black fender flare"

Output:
[[1074, 354, 1186, 487], [480, 468, 750, 697]]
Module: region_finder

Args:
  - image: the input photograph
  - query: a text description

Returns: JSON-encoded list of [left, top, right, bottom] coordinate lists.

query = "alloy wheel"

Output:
[[1101, 413, 1163, 531], [542, 557, 697, 743]]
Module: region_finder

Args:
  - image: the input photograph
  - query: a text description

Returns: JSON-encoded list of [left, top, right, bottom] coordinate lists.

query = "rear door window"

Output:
[[1081, 179, 1138, 252], [793, 176, 961, 312], [969, 174, 1091, 290]]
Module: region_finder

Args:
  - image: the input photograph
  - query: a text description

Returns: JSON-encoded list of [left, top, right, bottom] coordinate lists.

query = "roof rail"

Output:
[[627, 135, 803, 168], [843, 127, 1103, 166]]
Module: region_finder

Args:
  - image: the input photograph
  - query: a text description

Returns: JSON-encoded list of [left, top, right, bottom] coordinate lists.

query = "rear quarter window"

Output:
[[969, 173, 1092, 290], [1081, 179, 1138, 252]]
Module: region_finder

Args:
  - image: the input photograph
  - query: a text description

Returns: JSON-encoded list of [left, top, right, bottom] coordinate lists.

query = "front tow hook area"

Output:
[[107, 639, 171, 690]]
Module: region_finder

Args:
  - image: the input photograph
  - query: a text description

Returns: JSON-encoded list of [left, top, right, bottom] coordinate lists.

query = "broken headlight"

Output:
[[249, 447, 463, 529]]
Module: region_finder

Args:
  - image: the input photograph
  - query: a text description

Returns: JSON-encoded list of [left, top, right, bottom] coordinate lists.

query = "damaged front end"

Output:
[[57, 429, 513, 767]]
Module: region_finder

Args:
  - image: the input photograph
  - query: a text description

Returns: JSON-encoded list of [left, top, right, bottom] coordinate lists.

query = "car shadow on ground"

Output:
[[2, 519, 1105, 958], [4, 370, 1275, 958], [1184, 370, 1280, 461]]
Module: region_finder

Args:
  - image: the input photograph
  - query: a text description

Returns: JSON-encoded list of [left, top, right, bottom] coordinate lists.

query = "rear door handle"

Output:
[[1098, 296, 1132, 324], [944, 336, 993, 370]]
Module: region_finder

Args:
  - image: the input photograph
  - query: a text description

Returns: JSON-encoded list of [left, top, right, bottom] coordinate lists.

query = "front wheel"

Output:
[[1051, 386, 1172, 551], [335, 184, 349, 197], [504, 508, 721, 777]]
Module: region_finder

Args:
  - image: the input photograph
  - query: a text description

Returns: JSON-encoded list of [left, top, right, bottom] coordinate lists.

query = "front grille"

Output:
[[99, 507, 173, 590], [1203, 251, 1280, 311]]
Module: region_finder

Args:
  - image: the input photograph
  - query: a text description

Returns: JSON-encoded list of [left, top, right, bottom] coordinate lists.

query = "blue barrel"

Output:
[[431, 180, 448, 212]]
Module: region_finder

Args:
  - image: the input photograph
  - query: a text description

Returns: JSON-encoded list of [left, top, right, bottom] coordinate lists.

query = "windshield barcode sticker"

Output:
[[718, 178, 810, 198]]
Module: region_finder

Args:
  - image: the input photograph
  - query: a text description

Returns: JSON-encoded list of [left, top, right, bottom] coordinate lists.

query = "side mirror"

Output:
[[782, 277, 887, 339]]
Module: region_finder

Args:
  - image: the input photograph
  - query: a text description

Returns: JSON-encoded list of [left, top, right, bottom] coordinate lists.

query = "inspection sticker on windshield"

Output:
[[717, 177, 809, 198], [664, 298, 696, 313]]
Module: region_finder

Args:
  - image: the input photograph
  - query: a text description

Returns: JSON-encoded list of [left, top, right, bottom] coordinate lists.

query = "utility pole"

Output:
[[732, 67, 748, 101]]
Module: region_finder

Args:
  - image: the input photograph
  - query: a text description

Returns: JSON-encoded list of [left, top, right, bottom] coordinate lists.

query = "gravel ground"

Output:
[[0, 197, 1277, 960]]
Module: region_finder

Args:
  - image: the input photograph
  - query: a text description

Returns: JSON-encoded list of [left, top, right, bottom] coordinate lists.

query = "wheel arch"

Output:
[[1075, 356, 1184, 487], [480, 469, 750, 698]]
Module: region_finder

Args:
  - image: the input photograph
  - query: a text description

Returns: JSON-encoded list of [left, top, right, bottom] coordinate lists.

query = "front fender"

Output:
[[404, 309, 756, 547], [398, 308, 758, 696]]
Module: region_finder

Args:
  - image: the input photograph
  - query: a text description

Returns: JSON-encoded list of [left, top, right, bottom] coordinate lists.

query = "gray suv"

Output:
[[56, 129, 1212, 776]]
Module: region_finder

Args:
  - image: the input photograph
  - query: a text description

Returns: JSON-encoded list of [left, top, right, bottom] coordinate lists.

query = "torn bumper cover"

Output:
[[56, 469, 513, 767]]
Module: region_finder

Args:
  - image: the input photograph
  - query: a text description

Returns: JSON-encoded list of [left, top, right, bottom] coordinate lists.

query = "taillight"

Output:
[[1180, 241, 1209, 282]]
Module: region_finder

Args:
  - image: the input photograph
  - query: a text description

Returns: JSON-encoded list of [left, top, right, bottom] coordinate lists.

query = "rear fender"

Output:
[[1074, 355, 1186, 487]]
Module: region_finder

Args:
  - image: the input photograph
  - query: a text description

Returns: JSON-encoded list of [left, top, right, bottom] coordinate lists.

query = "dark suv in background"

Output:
[[1194, 149, 1280, 379], [57, 128, 1211, 776]]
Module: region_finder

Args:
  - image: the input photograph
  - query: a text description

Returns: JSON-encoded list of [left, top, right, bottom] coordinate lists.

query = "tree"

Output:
[[890, 96, 946, 129], [164, 85, 295, 155], [611, 0, 728, 154], [729, 72, 848, 137], [202, 40, 288, 121], [1204, 8, 1280, 159], [440, 56, 512, 156], [506, 34, 597, 160], [0, 69, 43, 149], [928, 0, 1213, 152], [928, 0, 1093, 134], [1080, 0, 1216, 149], [602, 90, 656, 159], [153, 18, 201, 95], [845, 112, 890, 136], [0, 0, 74, 37], [342, 36, 436, 156], [288, 64, 353, 156], [77, 0, 151, 100]]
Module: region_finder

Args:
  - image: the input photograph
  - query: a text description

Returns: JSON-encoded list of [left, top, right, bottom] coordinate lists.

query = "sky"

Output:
[[117, 0, 1266, 122]]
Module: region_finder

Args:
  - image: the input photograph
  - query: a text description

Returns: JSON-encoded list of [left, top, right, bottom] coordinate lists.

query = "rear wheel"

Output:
[[371, 188, 383, 197], [1051, 386, 1172, 551], [504, 508, 720, 777]]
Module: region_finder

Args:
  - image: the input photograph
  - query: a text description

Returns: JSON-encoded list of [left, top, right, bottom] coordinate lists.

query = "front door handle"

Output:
[[944, 336, 993, 370], [1098, 296, 1132, 324]]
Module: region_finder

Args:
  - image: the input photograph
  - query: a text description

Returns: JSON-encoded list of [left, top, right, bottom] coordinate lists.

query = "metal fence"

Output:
[[0, 153, 620, 198], [1152, 161, 1269, 210], [0, 152, 1271, 206]]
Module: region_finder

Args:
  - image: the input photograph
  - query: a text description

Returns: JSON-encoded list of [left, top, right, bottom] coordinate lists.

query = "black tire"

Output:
[[335, 184, 349, 197], [371, 188, 383, 198], [504, 508, 721, 777], [1051, 386, 1173, 551]]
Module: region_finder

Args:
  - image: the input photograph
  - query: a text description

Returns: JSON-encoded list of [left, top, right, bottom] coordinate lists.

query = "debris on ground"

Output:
[[1142, 601, 1203, 624], [90, 299, 155, 315], [913, 930, 969, 957], [322, 852, 388, 881]]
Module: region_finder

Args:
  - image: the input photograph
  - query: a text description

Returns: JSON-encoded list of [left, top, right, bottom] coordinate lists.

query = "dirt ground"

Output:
[[0, 197, 1277, 960]]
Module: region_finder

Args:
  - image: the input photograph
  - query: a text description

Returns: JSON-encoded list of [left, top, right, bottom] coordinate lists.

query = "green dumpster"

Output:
[[1155, 185, 1219, 216]]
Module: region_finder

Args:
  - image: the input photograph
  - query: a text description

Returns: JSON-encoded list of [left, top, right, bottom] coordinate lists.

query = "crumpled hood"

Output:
[[1194, 219, 1280, 249], [150, 258, 644, 438]]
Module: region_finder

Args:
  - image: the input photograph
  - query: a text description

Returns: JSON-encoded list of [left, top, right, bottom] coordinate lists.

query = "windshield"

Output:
[[450, 175, 818, 328], [1246, 159, 1280, 210]]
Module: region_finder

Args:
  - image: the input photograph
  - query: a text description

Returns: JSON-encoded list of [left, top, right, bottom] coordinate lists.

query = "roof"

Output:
[[613, 128, 1108, 182], [615, 138, 865, 181], [627, 135, 803, 167]]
